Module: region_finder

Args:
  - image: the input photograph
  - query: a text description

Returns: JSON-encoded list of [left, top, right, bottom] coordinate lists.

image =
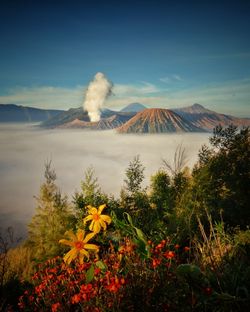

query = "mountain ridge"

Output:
[[173, 104, 250, 131]]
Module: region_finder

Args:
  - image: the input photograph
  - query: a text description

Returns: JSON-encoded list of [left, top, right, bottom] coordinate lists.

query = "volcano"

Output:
[[117, 108, 203, 133], [173, 104, 250, 131]]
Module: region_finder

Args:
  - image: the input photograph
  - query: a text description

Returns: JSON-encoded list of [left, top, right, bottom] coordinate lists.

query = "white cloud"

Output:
[[160, 74, 182, 83], [159, 77, 171, 83], [0, 79, 249, 117], [173, 74, 182, 81], [0, 86, 84, 109], [113, 81, 159, 96]]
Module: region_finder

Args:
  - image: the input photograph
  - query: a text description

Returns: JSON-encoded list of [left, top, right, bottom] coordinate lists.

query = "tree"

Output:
[[120, 156, 154, 234], [150, 170, 171, 217], [124, 155, 145, 195], [190, 125, 249, 229], [27, 162, 74, 262]]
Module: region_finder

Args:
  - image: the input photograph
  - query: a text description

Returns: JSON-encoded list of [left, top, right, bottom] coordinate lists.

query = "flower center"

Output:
[[93, 213, 100, 221], [74, 241, 84, 250]]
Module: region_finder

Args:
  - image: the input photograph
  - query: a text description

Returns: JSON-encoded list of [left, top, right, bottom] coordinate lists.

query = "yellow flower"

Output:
[[83, 204, 112, 233], [59, 229, 99, 264]]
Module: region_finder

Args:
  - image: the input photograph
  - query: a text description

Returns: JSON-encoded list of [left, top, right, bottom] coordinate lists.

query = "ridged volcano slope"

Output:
[[117, 108, 203, 133]]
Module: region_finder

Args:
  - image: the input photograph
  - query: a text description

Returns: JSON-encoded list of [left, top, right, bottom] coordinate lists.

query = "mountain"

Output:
[[41, 107, 137, 129], [117, 108, 203, 133], [120, 103, 147, 112], [59, 114, 128, 130], [172, 103, 250, 131], [41, 107, 89, 127], [0, 104, 63, 122]]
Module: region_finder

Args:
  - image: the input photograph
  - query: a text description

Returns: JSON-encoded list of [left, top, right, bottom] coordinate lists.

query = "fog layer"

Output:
[[0, 124, 209, 238]]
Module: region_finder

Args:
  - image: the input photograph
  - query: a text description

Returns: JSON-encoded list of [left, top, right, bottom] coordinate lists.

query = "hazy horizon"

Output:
[[0, 123, 209, 238]]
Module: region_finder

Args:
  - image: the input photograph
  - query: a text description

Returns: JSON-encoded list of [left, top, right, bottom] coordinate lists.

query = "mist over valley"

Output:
[[0, 123, 209, 238]]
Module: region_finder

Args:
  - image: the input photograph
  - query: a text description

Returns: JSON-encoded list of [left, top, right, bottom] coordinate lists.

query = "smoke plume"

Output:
[[83, 72, 113, 122]]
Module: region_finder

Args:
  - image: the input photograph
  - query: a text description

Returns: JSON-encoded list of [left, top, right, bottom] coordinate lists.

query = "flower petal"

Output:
[[79, 254, 84, 264], [87, 206, 98, 215], [79, 249, 90, 259], [89, 220, 95, 232], [84, 232, 96, 243], [100, 214, 112, 224], [76, 229, 85, 241], [83, 215, 93, 224], [65, 230, 77, 241], [99, 219, 107, 230], [84, 243, 99, 251], [93, 221, 101, 233], [63, 248, 77, 265], [98, 204, 106, 214], [59, 239, 75, 247]]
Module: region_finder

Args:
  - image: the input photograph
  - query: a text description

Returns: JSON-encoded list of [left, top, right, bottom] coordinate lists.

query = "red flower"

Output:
[[184, 246, 190, 252], [152, 258, 161, 268], [164, 251, 175, 259], [52, 302, 61, 312], [204, 287, 213, 296], [174, 244, 180, 249], [71, 293, 82, 304]]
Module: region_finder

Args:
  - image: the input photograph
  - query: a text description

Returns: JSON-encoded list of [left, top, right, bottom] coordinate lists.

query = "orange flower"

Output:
[[59, 229, 99, 264], [184, 246, 190, 252], [83, 204, 112, 233]]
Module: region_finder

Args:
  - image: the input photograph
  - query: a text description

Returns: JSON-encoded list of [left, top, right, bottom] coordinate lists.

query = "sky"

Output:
[[0, 0, 250, 116]]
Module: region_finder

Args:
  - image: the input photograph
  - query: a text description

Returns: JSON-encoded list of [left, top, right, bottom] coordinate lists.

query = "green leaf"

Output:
[[134, 227, 147, 244], [124, 212, 134, 227], [95, 260, 107, 271], [86, 264, 94, 283], [177, 264, 203, 280]]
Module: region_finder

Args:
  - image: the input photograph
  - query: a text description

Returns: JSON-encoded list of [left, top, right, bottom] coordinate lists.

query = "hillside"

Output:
[[0, 104, 63, 122], [59, 114, 127, 130], [173, 103, 250, 131], [117, 108, 203, 133], [41, 107, 136, 129]]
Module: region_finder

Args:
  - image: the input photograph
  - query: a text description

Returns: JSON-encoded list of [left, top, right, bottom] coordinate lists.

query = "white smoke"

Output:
[[83, 72, 113, 122]]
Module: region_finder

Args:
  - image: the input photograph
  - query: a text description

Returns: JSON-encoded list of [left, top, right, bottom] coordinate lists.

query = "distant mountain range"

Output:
[[42, 102, 250, 133], [1, 102, 249, 133], [0, 104, 63, 122]]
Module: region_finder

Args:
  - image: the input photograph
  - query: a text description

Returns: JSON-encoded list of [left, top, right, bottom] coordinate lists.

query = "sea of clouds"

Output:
[[0, 123, 210, 239]]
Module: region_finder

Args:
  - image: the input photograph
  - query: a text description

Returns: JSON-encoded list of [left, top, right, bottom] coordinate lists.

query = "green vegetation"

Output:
[[0, 126, 249, 311]]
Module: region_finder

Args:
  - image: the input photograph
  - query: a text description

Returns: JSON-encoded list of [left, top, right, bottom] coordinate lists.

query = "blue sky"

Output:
[[0, 0, 250, 116]]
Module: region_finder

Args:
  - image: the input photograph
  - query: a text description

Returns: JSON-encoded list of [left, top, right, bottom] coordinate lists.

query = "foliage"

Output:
[[0, 228, 31, 311], [150, 170, 171, 216], [27, 162, 74, 262], [123, 155, 145, 195], [162, 143, 188, 176], [196, 125, 250, 228]]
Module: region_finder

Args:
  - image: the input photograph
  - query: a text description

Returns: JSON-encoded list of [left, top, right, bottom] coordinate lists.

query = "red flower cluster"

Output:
[[18, 242, 130, 311], [149, 239, 191, 269]]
